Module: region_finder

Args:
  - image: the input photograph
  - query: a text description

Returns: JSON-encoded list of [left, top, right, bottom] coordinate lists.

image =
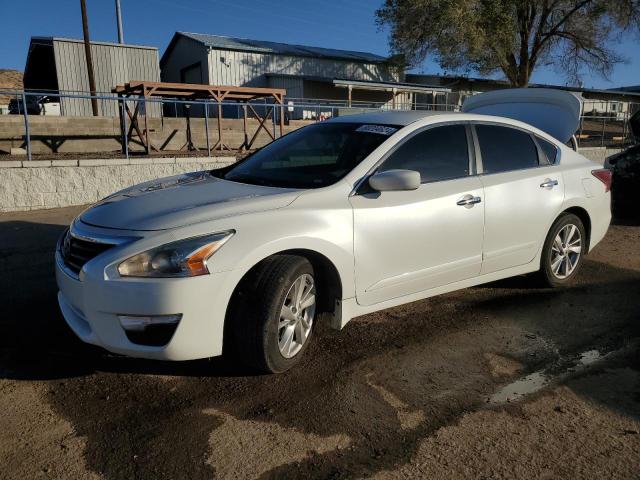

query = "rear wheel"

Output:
[[227, 255, 316, 373], [539, 213, 586, 287]]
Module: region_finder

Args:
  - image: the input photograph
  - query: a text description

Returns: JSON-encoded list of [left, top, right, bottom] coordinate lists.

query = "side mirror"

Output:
[[368, 169, 421, 192]]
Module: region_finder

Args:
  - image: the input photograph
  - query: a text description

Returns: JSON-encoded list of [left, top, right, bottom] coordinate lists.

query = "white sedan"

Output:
[[55, 88, 611, 373]]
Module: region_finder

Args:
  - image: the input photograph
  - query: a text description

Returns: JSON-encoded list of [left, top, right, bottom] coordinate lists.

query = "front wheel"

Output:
[[539, 213, 586, 287], [227, 255, 317, 373]]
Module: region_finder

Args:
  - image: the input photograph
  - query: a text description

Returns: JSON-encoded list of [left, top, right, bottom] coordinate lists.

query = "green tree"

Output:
[[376, 0, 640, 86]]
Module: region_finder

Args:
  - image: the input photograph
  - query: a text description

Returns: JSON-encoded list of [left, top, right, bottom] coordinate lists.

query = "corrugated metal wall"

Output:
[[207, 48, 399, 87], [266, 76, 304, 99], [160, 36, 208, 84], [53, 39, 161, 117]]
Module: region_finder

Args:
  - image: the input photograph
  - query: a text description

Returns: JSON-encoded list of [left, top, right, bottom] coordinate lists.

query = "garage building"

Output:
[[23, 37, 161, 116], [160, 32, 449, 113]]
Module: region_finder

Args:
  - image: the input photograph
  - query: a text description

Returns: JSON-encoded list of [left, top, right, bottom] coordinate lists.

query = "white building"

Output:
[[160, 32, 449, 116]]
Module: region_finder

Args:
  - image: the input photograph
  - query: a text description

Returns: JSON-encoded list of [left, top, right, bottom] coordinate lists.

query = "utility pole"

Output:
[[115, 0, 124, 44], [80, 0, 99, 116]]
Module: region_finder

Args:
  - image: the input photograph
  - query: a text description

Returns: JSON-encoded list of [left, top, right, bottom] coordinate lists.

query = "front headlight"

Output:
[[118, 231, 234, 278]]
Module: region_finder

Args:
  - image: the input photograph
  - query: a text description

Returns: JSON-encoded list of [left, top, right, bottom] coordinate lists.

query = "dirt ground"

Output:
[[0, 206, 638, 480]]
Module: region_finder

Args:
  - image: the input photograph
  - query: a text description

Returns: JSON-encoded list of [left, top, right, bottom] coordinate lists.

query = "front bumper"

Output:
[[55, 247, 237, 361]]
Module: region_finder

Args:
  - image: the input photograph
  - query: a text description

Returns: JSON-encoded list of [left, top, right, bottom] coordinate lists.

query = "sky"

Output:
[[1, 0, 638, 89]]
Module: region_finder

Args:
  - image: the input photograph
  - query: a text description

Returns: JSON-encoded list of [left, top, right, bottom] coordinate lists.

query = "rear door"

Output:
[[473, 123, 564, 274]]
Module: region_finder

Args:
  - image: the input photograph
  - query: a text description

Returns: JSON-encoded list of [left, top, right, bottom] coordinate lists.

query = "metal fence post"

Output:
[[601, 102, 608, 147], [21, 92, 32, 161], [578, 104, 585, 146], [120, 97, 129, 160], [272, 103, 276, 138], [142, 96, 150, 155], [204, 101, 211, 157]]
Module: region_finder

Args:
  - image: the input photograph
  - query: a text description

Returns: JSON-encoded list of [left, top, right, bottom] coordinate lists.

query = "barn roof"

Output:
[[163, 32, 389, 65], [30, 36, 158, 51]]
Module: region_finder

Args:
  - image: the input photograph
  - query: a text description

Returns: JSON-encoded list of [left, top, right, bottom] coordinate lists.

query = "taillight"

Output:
[[591, 169, 612, 192]]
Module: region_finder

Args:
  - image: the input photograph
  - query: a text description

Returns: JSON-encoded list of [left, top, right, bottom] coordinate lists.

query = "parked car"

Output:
[[9, 95, 60, 115], [56, 89, 611, 373], [605, 144, 640, 218]]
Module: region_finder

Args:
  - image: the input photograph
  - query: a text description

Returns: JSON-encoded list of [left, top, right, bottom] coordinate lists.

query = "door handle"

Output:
[[456, 194, 482, 208], [540, 179, 559, 189]]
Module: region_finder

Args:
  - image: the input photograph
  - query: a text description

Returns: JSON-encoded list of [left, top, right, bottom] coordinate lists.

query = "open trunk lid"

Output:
[[462, 88, 582, 143]]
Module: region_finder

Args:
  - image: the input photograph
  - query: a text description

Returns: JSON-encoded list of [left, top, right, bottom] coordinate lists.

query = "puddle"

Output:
[[488, 348, 606, 405], [577, 349, 602, 366], [488, 371, 549, 404]]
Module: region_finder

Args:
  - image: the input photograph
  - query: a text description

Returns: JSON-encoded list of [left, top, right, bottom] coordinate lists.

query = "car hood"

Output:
[[79, 171, 300, 231]]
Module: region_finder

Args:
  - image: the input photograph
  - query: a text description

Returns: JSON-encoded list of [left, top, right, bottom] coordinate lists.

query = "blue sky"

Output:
[[1, 0, 638, 89]]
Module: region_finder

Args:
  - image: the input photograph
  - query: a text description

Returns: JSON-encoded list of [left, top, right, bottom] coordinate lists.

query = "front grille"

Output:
[[61, 229, 115, 274]]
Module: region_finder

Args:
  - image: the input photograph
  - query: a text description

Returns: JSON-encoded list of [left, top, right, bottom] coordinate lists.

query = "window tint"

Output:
[[476, 125, 539, 174], [537, 136, 559, 165], [221, 122, 396, 188], [378, 125, 469, 182]]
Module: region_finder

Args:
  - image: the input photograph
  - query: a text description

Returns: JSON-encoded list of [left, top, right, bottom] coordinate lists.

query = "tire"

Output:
[[227, 255, 317, 373], [538, 213, 586, 288]]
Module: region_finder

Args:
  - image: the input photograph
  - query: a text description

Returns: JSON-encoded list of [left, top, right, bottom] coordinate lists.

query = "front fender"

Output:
[[209, 202, 356, 300]]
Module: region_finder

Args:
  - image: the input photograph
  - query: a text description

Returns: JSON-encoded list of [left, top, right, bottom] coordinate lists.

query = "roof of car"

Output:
[[327, 110, 446, 126]]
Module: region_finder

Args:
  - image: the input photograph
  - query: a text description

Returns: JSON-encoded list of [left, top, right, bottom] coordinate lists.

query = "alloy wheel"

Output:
[[278, 274, 316, 358], [550, 223, 582, 279]]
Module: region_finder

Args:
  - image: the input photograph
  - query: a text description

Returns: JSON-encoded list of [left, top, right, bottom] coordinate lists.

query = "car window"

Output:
[[537, 136, 559, 165], [476, 124, 539, 174], [377, 124, 469, 183], [220, 122, 398, 189]]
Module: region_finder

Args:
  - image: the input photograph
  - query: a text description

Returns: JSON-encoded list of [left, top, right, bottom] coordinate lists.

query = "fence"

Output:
[[577, 100, 640, 148], [0, 90, 637, 161]]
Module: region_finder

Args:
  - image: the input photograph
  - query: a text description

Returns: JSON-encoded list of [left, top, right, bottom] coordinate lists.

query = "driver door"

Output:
[[349, 123, 485, 306]]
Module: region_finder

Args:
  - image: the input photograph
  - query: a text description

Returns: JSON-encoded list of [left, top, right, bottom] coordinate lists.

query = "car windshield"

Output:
[[216, 122, 400, 189]]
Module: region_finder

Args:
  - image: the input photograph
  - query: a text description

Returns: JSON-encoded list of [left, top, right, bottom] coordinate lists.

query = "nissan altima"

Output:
[[56, 88, 611, 372]]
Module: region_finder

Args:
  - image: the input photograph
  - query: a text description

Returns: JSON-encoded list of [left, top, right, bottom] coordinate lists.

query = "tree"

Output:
[[376, 0, 640, 86]]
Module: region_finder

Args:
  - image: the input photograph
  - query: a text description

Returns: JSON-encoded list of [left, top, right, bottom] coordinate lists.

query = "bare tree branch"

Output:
[[376, 0, 639, 87]]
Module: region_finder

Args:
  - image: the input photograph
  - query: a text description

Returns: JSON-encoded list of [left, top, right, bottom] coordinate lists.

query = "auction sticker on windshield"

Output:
[[356, 125, 398, 136]]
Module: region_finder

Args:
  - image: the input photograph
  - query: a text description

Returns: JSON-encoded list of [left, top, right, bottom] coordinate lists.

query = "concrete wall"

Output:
[[0, 142, 622, 213], [578, 147, 622, 164], [0, 157, 235, 212]]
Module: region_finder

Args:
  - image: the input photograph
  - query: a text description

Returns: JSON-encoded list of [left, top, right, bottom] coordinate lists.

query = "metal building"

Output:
[[23, 37, 161, 116], [160, 32, 446, 112]]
